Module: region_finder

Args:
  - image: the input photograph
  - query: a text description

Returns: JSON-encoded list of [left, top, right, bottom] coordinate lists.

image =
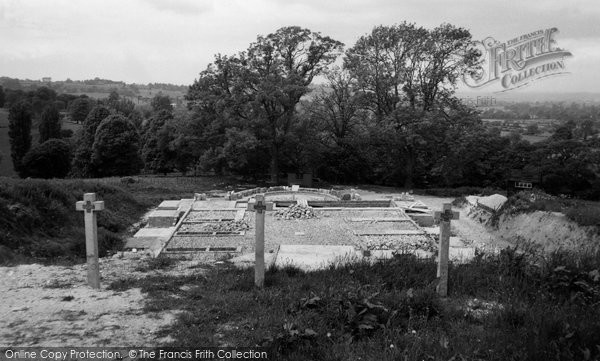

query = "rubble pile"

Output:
[[179, 220, 249, 233], [275, 204, 318, 220], [365, 235, 436, 252]]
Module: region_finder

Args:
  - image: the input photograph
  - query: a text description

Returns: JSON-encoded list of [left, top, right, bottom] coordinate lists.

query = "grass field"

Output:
[[0, 108, 82, 177], [500, 130, 551, 143]]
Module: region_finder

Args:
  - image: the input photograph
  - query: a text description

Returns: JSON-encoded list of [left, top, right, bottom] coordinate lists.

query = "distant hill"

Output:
[[0, 76, 189, 104], [456, 91, 600, 104]]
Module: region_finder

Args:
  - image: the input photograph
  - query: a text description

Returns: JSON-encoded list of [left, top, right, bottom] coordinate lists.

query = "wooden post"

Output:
[[76, 193, 105, 289], [248, 195, 273, 288], [434, 203, 459, 297]]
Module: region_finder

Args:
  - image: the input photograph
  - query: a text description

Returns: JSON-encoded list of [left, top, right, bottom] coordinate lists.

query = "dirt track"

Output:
[[0, 255, 203, 347]]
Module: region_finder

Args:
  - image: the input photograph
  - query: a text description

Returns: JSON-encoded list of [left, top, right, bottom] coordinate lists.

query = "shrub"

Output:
[[565, 205, 600, 229], [21, 139, 71, 179]]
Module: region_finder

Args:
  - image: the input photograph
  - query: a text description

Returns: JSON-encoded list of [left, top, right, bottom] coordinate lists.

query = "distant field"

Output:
[[67, 89, 186, 102], [0, 108, 82, 177], [500, 130, 550, 143]]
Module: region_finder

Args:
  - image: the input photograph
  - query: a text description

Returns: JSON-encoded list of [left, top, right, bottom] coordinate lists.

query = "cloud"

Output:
[[0, 0, 598, 89], [140, 0, 213, 16]]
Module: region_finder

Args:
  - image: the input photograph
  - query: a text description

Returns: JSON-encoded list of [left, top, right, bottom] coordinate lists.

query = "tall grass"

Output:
[[109, 247, 600, 360], [0, 178, 150, 263]]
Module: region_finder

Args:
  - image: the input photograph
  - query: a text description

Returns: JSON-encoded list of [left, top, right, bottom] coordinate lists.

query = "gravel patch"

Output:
[[178, 221, 249, 233], [185, 210, 239, 221]]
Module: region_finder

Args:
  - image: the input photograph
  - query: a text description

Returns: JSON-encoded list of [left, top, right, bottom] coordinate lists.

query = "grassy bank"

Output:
[[493, 190, 600, 231], [111, 248, 600, 360], [0, 176, 243, 264], [0, 178, 151, 264]]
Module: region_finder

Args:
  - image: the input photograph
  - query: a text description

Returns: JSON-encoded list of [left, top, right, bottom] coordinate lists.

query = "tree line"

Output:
[[2, 23, 599, 199]]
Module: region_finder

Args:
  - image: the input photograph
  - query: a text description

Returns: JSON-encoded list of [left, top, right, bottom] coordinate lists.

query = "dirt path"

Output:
[[0, 254, 204, 347]]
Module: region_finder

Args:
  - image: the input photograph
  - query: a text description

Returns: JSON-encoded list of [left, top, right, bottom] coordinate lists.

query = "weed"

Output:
[[101, 254, 600, 360]]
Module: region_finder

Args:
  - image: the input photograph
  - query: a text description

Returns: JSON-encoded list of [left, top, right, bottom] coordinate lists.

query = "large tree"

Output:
[[71, 105, 111, 177], [342, 22, 479, 186], [38, 105, 61, 143], [91, 114, 143, 177], [141, 110, 176, 174], [68, 97, 94, 124], [151, 94, 173, 113], [21, 139, 71, 179], [8, 101, 32, 176], [187, 26, 343, 182]]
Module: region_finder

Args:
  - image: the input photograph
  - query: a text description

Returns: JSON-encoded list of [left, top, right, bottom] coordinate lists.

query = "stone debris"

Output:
[[275, 204, 318, 220], [463, 298, 504, 321], [466, 194, 507, 211], [178, 220, 250, 233], [364, 235, 436, 252]]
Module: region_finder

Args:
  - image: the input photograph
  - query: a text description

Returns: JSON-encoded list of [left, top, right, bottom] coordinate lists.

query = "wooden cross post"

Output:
[[433, 203, 459, 297], [247, 194, 273, 288], [76, 193, 105, 289]]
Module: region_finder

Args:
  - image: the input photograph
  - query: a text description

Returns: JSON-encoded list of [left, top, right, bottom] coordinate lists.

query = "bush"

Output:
[[21, 139, 71, 179], [565, 205, 600, 229]]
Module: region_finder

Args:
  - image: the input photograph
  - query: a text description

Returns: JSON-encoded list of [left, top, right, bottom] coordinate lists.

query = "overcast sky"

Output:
[[1, 0, 598, 92]]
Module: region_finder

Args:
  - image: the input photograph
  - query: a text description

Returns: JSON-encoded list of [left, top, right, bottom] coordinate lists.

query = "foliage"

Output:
[[91, 114, 143, 177], [73, 105, 110, 177], [71, 105, 112, 177], [8, 101, 32, 176], [68, 97, 94, 124], [105, 91, 136, 118], [150, 94, 173, 113], [141, 110, 176, 174], [565, 204, 600, 229], [107, 247, 600, 361], [21, 139, 71, 179], [38, 105, 62, 143], [176, 23, 600, 197], [0, 85, 5, 107], [186, 26, 344, 182]]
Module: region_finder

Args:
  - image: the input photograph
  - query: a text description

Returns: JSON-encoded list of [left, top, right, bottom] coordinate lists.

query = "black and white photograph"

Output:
[[0, 0, 599, 360]]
